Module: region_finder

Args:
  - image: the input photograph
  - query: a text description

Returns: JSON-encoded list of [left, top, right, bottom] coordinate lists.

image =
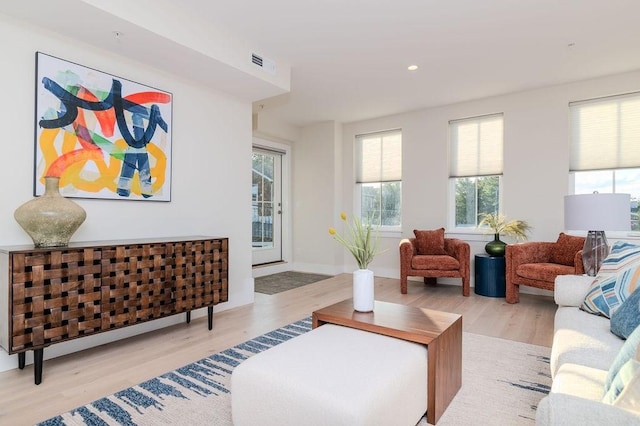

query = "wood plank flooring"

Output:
[[0, 274, 557, 424]]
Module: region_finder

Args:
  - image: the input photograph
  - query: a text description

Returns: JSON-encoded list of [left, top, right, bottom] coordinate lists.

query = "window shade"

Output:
[[449, 114, 503, 177], [356, 130, 401, 183], [570, 93, 640, 171]]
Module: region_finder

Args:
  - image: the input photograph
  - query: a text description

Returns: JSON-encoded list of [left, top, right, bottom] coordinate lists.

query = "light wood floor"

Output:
[[0, 274, 557, 425]]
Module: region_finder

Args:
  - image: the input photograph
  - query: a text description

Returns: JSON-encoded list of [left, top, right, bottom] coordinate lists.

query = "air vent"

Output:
[[251, 53, 276, 75], [252, 53, 263, 67]]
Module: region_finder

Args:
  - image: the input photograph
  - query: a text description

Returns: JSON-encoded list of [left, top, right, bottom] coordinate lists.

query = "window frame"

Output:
[[569, 92, 640, 235], [355, 129, 402, 233], [448, 175, 503, 233], [448, 113, 504, 233]]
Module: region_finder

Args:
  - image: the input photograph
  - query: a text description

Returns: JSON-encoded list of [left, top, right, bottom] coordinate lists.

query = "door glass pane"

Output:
[[252, 152, 274, 248]]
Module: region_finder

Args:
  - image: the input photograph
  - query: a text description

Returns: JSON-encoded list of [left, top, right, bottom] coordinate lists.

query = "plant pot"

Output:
[[14, 176, 86, 247], [353, 269, 374, 312], [485, 233, 506, 257]]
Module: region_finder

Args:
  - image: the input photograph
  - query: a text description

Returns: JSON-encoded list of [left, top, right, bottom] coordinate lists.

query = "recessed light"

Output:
[[407, 65, 419, 71]]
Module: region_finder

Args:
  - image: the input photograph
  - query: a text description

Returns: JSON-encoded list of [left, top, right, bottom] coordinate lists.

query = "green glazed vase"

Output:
[[485, 233, 506, 257]]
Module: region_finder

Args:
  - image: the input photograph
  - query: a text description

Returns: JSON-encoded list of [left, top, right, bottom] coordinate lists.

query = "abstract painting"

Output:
[[34, 52, 172, 201]]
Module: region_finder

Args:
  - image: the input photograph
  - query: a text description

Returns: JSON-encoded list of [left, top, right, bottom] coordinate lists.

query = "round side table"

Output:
[[474, 254, 506, 297]]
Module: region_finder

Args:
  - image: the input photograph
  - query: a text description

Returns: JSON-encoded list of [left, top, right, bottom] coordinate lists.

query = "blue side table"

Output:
[[474, 254, 506, 297]]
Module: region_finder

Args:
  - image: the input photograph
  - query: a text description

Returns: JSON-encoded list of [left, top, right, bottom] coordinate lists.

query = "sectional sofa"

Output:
[[536, 274, 640, 424]]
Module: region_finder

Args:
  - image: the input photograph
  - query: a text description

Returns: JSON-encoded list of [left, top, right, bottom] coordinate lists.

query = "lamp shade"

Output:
[[564, 193, 631, 231]]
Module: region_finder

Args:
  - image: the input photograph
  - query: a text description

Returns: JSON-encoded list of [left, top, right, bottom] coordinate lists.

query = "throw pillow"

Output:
[[605, 324, 640, 391], [549, 232, 585, 266], [581, 262, 640, 318], [602, 355, 640, 410], [598, 241, 640, 276], [602, 334, 640, 411], [580, 241, 640, 318], [413, 228, 447, 255], [611, 287, 640, 339]]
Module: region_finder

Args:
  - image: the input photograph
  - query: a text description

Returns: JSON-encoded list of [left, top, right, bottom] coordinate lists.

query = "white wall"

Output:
[[0, 16, 255, 372], [343, 70, 640, 283], [286, 70, 640, 291], [292, 121, 345, 275]]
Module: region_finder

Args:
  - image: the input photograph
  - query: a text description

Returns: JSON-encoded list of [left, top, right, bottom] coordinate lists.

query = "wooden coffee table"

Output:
[[312, 299, 462, 425]]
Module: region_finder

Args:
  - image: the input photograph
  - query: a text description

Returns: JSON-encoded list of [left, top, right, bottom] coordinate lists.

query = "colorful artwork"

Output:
[[34, 52, 172, 201]]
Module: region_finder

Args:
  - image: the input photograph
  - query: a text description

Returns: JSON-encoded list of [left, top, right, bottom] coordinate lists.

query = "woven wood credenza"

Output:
[[0, 236, 228, 384]]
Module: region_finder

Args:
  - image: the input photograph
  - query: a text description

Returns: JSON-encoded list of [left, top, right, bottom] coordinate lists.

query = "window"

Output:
[[356, 130, 401, 227], [449, 114, 503, 229], [570, 93, 640, 231]]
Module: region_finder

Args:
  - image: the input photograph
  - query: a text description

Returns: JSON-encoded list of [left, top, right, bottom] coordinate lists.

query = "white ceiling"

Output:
[[191, 0, 640, 126], [5, 1, 640, 127]]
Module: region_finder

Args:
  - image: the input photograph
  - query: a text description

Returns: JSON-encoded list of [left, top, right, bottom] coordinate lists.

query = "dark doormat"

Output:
[[255, 271, 334, 295]]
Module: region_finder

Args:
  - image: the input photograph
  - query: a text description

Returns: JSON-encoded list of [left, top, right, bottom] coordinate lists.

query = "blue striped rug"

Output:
[[38, 318, 313, 426], [38, 318, 551, 425]]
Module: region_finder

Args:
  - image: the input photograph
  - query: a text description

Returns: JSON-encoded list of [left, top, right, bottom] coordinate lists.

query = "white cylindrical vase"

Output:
[[353, 269, 375, 312]]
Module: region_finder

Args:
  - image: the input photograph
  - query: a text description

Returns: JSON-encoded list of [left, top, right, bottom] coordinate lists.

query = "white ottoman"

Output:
[[231, 323, 428, 426]]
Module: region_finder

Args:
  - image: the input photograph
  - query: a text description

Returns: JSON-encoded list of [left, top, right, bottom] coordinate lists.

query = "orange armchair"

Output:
[[505, 233, 585, 304], [399, 229, 470, 296]]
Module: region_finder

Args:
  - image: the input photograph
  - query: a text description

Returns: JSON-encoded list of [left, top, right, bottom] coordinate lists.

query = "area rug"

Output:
[[38, 318, 551, 426], [254, 271, 333, 295]]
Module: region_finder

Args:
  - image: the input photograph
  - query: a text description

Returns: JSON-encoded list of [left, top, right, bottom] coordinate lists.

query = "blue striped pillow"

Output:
[[598, 242, 640, 275], [581, 242, 640, 318]]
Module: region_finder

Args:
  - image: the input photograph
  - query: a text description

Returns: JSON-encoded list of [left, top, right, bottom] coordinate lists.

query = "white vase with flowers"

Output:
[[329, 212, 385, 312]]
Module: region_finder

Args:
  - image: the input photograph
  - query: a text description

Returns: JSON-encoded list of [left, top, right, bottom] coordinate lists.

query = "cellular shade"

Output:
[[356, 130, 401, 183], [570, 93, 640, 171], [449, 113, 503, 177]]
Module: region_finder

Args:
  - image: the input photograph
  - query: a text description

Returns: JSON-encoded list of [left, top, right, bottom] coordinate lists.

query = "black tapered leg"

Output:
[[34, 349, 44, 385], [186, 311, 191, 324], [208, 306, 213, 330], [18, 352, 25, 369]]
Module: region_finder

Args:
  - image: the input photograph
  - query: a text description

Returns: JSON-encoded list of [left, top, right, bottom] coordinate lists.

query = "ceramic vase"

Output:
[[485, 233, 507, 257], [353, 268, 375, 312], [14, 176, 87, 247]]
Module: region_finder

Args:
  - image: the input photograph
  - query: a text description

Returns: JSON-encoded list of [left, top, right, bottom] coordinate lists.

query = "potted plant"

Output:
[[478, 213, 531, 256], [329, 212, 385, 312]]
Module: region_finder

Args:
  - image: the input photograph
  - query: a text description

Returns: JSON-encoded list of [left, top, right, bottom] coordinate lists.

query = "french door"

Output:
[[252, 147, 282, 265]]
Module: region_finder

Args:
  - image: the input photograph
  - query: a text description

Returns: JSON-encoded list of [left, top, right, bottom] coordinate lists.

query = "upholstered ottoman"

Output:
[[231, 323, 428, 426]]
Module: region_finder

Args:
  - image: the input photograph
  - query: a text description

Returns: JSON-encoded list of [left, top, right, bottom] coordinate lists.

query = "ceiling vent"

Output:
[[251, 53, 276, 75]]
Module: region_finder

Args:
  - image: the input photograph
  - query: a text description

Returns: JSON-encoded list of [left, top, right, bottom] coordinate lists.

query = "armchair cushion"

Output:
[[517, 262, 576, 283], [413, 228, 447, 255], [550, 232, 586, 266], [411, 255, 460, 271]]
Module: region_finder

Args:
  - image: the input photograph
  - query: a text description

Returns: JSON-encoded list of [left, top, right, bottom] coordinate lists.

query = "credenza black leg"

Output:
[[18, 352, 25, 369], [186, 311, 191, 324], [208, 306, 213, 330], [34, 348, 44, 385]]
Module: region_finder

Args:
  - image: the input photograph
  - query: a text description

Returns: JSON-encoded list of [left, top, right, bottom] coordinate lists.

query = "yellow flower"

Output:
[[329, 212, 386, 269]]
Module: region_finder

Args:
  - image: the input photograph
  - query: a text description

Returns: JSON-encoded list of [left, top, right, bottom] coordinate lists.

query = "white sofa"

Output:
[[536, 275, 640, 424]]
